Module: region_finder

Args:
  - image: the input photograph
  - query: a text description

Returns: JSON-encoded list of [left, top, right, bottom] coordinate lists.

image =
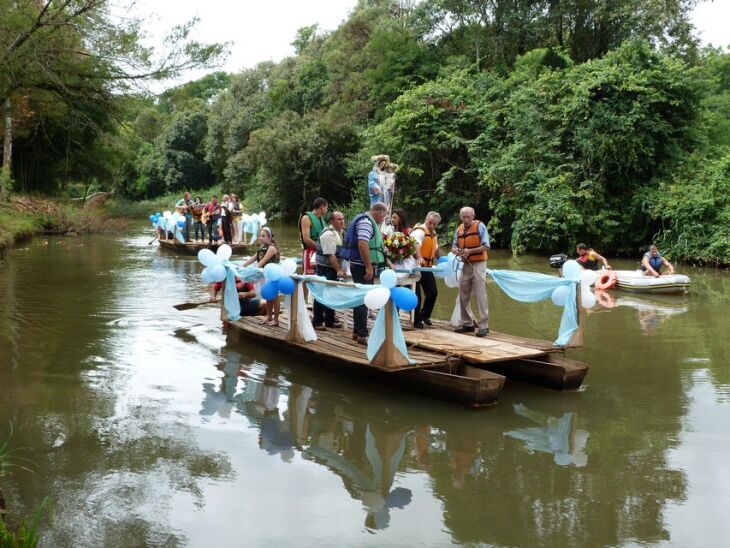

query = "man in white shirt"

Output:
[[312, 211, 346, 330]]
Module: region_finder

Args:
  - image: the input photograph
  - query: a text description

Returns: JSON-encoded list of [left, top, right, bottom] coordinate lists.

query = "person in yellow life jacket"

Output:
[[411, 211, 441, 329], [300, 197, 329, 275], [452, 207, 490, 337]]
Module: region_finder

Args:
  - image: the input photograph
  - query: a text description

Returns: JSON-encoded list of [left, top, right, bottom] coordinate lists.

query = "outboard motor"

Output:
[[549, 253, 567, 269]]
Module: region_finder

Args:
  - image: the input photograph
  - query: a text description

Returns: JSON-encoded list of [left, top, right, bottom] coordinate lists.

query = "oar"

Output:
[[173, 300, 216, 311], [148, 235, 159, 245]]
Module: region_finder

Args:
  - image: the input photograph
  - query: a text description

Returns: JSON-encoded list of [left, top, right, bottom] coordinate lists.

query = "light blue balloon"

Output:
[[261, 280, 280, 300], [210, 263, 227, 282], [263, 263, 282, 281], [551, 286, 570, 306], [177, 219, 185, 228], [277, 276, 295, 295], [149, 214, 155, 222], [391, 286, 418, 312], [201, 266, 216, 284], [437, 256, 448, 264], [379, 268, 397, 289]]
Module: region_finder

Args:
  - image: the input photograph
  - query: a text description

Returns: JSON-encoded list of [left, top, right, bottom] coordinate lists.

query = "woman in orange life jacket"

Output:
[[575, 243, 611, 271], [411, 211, 441, 329]]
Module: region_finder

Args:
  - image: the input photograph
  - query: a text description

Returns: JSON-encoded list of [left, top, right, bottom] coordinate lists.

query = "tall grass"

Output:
[[0, 426, 47, 548]]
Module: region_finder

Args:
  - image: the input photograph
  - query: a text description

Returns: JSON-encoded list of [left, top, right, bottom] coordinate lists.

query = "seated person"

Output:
[[210, 278, 266, 316], [575, 243, 610, 271], [641, 245, 675, 277]]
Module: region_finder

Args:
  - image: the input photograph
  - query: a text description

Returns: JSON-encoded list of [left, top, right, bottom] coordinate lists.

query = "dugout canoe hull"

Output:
[[158, 238, 249, 256], [226, 319, 505, 408]]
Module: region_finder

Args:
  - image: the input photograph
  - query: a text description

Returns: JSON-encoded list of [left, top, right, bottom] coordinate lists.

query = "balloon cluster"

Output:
[[259, 259, 299, 300], [150, 210, 186, 233], [550, 260, 597, 308], [437, 253, 462, 288], [198, 245, 233, 283], [242, 212, 267, 242], [363, 269, 419, 311]]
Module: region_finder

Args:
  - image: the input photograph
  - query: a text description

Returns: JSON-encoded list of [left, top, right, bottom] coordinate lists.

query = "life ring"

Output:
[[595, 270, 617, 290]]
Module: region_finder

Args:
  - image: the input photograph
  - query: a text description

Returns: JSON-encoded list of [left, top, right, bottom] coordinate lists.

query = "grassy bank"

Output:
[[0, 195, 126, 251]]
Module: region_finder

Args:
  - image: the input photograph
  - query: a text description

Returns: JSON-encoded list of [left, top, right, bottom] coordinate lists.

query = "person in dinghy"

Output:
[[641, 245, 675, 277]]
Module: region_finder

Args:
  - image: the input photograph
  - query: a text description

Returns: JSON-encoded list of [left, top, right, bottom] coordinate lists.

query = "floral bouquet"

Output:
[[383, 231, 417, 264]]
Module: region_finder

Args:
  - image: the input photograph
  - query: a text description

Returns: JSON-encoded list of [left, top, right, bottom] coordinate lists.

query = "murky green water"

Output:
[[1, 224, 729, 547]]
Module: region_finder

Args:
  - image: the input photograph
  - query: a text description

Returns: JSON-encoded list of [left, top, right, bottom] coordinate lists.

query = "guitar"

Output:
[[201, 207, 210, 224]]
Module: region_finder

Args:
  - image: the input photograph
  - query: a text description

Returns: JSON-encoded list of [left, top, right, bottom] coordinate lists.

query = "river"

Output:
[[1, 224, 729, 547]]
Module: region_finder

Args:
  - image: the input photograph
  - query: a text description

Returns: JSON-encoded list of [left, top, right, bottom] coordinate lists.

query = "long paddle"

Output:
[[148, 235, 159, 245], [173, 301, 216, 311]]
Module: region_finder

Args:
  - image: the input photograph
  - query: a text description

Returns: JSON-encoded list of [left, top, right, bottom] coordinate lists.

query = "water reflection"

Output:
[[595, 290, 689, 335], [504, 403, 588, 467], [223, 358, 415, 530]]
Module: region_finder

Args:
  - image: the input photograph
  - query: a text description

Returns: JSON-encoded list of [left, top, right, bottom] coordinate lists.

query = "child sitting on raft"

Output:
[[242, 227, 281, 326]]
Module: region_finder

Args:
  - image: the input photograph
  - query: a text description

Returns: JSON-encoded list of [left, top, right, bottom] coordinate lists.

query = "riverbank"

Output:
[[0, 194, 127, 252]]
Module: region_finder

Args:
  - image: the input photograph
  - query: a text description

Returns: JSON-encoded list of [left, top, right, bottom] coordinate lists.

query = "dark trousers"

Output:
[[350, 263, 373, 337], [312, 265, 338, 326], [221, 215, 232, 243], [207, 219, 219, 243], [194, 220, 205, 240], [415, 271, 438, 323]]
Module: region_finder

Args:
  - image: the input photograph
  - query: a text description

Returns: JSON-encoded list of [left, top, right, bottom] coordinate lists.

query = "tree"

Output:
[[0, 0, 225, 192]]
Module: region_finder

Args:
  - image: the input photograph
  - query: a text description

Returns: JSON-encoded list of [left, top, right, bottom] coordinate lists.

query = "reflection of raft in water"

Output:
[[613, 270, 690, 294]]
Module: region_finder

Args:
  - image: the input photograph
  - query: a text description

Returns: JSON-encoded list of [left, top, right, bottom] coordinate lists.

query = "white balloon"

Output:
[[379, 269, 397, 289], [198, 248, 218, 267], [280, 258, 298, 276], [551, 286, 570, 306], [581, 290, 597, 308], [444, 273, 459, 288], [562, 260, 582, 280], [580, 270, 598, 286], [163, 210, 172, 218], [216, 244, 232, 261], [364, 287, 390, 309], [209, 263, 227, 282]]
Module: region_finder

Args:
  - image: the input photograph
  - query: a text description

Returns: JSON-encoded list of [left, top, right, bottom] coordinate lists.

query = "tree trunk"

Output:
[[2, 98, 11, 173]]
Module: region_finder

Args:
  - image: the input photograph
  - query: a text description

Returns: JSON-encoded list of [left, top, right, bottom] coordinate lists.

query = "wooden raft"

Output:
[[404, 329, 547, 363], [232, 310, 450, 373]]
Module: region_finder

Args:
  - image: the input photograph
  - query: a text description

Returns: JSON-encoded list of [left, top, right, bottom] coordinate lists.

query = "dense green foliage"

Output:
[[2, 0, 728, 263]]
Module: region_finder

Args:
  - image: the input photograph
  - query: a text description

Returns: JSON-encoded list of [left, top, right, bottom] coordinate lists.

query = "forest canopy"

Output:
[[1, 0, 728, 264]]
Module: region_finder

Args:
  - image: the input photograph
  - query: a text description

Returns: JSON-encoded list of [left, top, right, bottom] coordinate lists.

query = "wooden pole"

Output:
[[287, 280, 305, 343], [220, 279, 227, 321], [370, 299, 409, 369]]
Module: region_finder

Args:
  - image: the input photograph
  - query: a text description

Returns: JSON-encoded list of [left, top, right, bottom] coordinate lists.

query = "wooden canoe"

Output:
[[158, 238, 249, 256], [226, 316, 505, 408]]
